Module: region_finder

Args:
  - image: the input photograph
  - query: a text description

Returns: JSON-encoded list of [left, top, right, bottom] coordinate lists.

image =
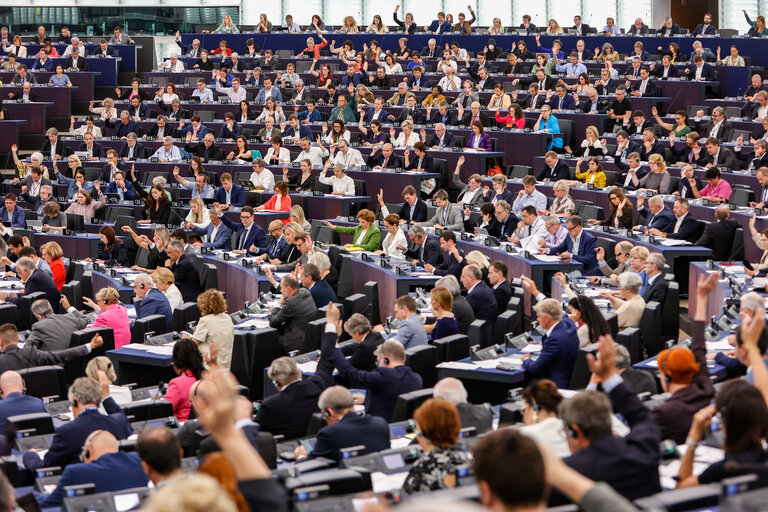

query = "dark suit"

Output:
[[0, 343, 92, 375], [578, 97, 606, 114], [219, 215, 266, 254], [0, 392, 44, 433], [466, 281, 498, 341], [14, 268, 59, 309], [0, 206, 24, 228], [669, 145, 707, 166], [107, 118, 139, 138], [342, 332, 385, 372], [367, 152, 403, 169], [677, 177, 702, 199], [264, 235, 291, 261], [22, 397, 132, 471], [455, 402, 493, 434], [184, 141, 224, 161], [192, 222, 233, 250], [268, 288, 317, 353], [117, 142, 148, 160], [396, 199, 428, 223], [561, 381, 661, 502], [488, 214, 517, 240], [65, 56, 90, 71], [702, 147, 737, 169], [595, 79, 619, 95], [405, 153, 433, 172], [696, 219, 740, 261], [96, 242, 129, 267], [547, 93, 576, 111], [145, 123, 177, 139], [406, 74, 431, 89], [686, 63, 716, 81], [433, 247, 465, 278], [308, 280, 337, 309], [255, 330, 335, 439], [363, 108, 390, 124], [428, 110, 458, 127], [135, 288, 173, 329], [693, 24, 718, 36], [26, 309, 89, 351], [170, 253, 202, 303], [537, 161, 571, 181], [640, 206, 675, 232], [406, 237, 443, 266], [694, 119, 734, 143], [40, 139, 71, 159], [522, 318, 579, 389], [643, 275, 669, 305], [329, 336, 422, 421], [395, 107, 426, 124], [664, 214, 700, 243], [653, 65, 675, 80], [550, 229, 599, 275], [459, 111, 490, 127], [213, 184, 245, 207], [309, 412, 390, 461], [77, 142, 106, 159], [166, 107, 190, 121], [425, 131, 456, 149], [492, 281, 513, 314], [638, 140, 666, 161], [625, 121, 652, 137], [38, 452, 148, 507], [630, 79, 660, 97]]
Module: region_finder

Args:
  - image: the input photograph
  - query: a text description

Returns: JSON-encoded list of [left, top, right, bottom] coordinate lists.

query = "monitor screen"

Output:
[[382, 453, 405, 471], [113, 493, 141, 511]]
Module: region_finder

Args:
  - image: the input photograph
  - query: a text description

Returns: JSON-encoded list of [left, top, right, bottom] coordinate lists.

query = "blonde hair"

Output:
[[68, 154, 82, 168], [85, 356, 117, 383], [648, 153, 667, 171], [95, 287, 120, 305], [198, 289, 227, 316], [40, 241, 63, 260], [283, 221, 303, 238], [141, 474, 237, 512], [289, 205, 307, 226], [103, 97, 114, 109], [189, 197, 206, 224], [585, 126, 599, 140], [152, 267, 175, 285], [630, 246, 650, 260], [465, 250, 490, 269]]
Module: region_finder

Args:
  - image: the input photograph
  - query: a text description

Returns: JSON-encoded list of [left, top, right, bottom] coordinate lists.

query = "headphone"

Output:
[[383, 357, 390, 366], [139, 283, 146, 289], [565, 423, 578, 438], [625, 253, 631, 259], [80, 430, 106, 463]]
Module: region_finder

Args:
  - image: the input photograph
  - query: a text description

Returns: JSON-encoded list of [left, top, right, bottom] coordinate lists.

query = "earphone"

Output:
[[383, 357, 390, 365], [565, 424, 578, 438]]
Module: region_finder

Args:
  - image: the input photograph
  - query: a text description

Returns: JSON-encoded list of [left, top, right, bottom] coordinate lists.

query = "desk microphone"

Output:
[[134, 380, 166, 435]]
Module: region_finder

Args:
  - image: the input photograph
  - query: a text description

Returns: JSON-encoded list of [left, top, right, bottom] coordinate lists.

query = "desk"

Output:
[[29, 232, 101, 260], [107, 347, 176, 387], [4, 102, 52, 134], [0, 120, 22, 152], [0, 71, 94, 102], [436, 350, 526, 404], [0, 85, 73, 117], [203, 254, 274, 312]]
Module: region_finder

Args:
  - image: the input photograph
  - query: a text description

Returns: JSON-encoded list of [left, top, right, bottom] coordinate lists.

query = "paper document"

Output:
[[145, 345, 174, 356], [236, 318, 270, 330], [474, 360, 504, 369], [659, 239, 689, 246], [534, 254, 562, 262], [370, 472, 409, 494], [437, 361, 479, 370], [296, 361, 318, 374], [521, 344, 542, 353], [706, 340, 734, 351]]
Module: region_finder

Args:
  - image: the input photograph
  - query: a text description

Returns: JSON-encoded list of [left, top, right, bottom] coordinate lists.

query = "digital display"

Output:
[[383, 453, 404, 470], [390, 425, 407, 438], [114, 493, 141, 511]]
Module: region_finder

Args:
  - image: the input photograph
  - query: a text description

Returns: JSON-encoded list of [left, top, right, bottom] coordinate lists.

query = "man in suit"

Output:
[[547, 83, 575, 111], [98, 150, 124, 183], [127, 96, 150, 121], [383, 185, 427, 224], [38, 430, 148, 507], [522, 299, 578, 389], [23, 376, 132, 471], [461, 264, 498, 341], [488, 261, 513, 314], [341, 314, 385, 371], [14, 166, 50, 206], [300, 263, 337, 308], [0, 323, 101, 376], [418, 189, 464, 232], [217, 205, 266, 255], [541, 215, 599, 275], [136, 426, 185, 485], [696, 206, 740, 261], [185, 133, 224, 162], [65, 47, 89, 71], [668, 132, 705, 166], [107, 111, 139, 139], [40, 127, 70, 159], [11, 65, 38, 85], [362, 97, 390, 124], [650, 197, 699, 244], [166, 100, 190, 121], [367, 143, 403, 169], [295, 385, 390, 461], [694, 107, 733, 143], [641, 253, 669, 305], [692, 13, 717, 36], [0, 257, 58, 308], [424, 121, 456, 149], [425, 12, 452, 34], [658, 17, 681, 36], [685, 55, 716, 82], [635, 195, 675, 232], [166, 241, 202, 303], [652, 55, 675, 80], [26, 298, 89, 351], [256, 325, 334, 439], [537, 152, 571, 182], [328, 309, 422, 421], [638, 127, 665, 161], [0, 371, 45, 432], [404, 226, 443, 266], [261, 221, 292, 263], [474, 67, 496, 91], [144, 115, 175, 139], [590, 241, 635, 286], [434, 377, 493, 433], [629, 67, 659, 97], [406, 66, 430, 90], [394, 94, 425, 124], [212, 174, 245, 209], [78, 132, 106, 161], [577, 87, 605, 114], [192, 210, 233, 251], [427, 230, 465, 278], [624, 111, 652, 137], [117, 133, 147, 160], [0, 193, 24, 228], [453, 165, 485, 208], [110, 26, 134, 45], [104, 170, 135, 201], [491, 200, 519, 240], [133, 274, 172, 329], [616, 153, 648, 190], [268, 274, 317, 353], [701, 136, 737, 170], [572, 15, 590, 35], [560, 338, 661, 502], [458, 101, 489, 127], [594, 68, 619, 96], [532, 69, 557, 92]]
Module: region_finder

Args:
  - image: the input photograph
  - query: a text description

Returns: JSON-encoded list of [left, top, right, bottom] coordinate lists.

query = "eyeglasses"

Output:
[[240, 215, 253, 220]]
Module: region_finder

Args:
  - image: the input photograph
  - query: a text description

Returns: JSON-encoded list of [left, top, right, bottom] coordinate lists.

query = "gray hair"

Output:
[[435, 274, 460, 295], [267, 356, 301, 385], [307, 251, 331, 272], [618, 272, 642, 294], [120, 110, 130, 117], [253, 157, 266, 168], [647, 253, 666, 271], [30, 151, 44, 164], [615, 344, 631, 370], [559, 391, 613, 441], [167, 240, 184, 253], [41, 185, 53, 195], [126, 132, 137, 140], [409, 225, 426, 238], [433, 377, 468, 405], [46, 127, 59, 136], [15, 257, 35, 274], [344, 313, 372, 336], [496, 200, 511, 212], [71, 37, 80, 43], [318, 385, 355, 413], [134, 273, 154, 288], [741, 292, 766, 314], [171, 98, 181, 106], [163, 136, 174, 144], [294, 79, 303, 87], [553, 181, 570, 192], [374, 340, 406, 363], [31, 298, 53, 318], [545, 215, 561, 227], [712, 106, 725, 117], [648, 195, 664, 208], [533, 298, 562, 322], [169, 52, 179, 59], [153, 176, 167, 187], [463, 264, 483, 281], [68, 377, 103, 407]]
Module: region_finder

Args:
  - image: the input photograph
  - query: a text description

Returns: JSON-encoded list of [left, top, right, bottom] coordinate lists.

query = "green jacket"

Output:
[[329, 95, 358, 124], [334, 224, 381, 252]]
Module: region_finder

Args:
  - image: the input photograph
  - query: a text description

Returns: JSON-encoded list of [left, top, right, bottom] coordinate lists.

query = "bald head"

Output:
[[84, 430, 119, 462], [0, 371, 23, 395], [268, 219, 284, 234], [715, 204, 730, 221]]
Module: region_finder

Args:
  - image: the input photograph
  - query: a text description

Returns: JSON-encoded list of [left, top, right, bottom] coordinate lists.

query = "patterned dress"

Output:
[[402, 446, 468, 494]]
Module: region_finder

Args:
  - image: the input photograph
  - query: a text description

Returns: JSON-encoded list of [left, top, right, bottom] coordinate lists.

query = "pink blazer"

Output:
[[92, 304, 131, 349], [164, 370, 197, 421]]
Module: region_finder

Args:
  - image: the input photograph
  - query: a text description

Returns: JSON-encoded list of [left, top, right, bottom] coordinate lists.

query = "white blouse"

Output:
[[382, 228, 408, 259], [393, 131, 421, 148], [184, 207, 211, 229]]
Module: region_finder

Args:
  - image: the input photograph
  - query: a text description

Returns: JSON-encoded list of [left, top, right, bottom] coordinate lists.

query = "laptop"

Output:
[[27, 219, 43, 233]]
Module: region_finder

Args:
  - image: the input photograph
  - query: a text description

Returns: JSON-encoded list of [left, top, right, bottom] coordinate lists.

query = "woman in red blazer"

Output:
[[40, 242, 66, 290]]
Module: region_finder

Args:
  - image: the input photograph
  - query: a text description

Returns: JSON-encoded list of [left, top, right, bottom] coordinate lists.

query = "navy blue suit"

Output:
[[38, 451, 148, 507], [405, 153, 433, 172], [428, 110, 458, 127], [398, 199, 428, 223], [127, 102, 151, 120], [308, 280, 337, 308], [104, 181, 136, 200], [0, 392, 45, 433], [0, 206, 24, 228], [309, 412, 390, 461], [77, 142, 106, 159], [427, 20, 452, 33], [213, 184, 245, 207], [406, 237, 443, 266], [641, 206, 675, 232], [686, 63, 716, 81], [170, 253, 202, 303], [265, 235, 291, 261], [522, 318, 579, 389], [537, 161, 571, 181], [134, 287, 173, 329], [107, 118, 139, 138], [466, 281, 498, 342], [425, 131, 455, 148], [407, 74, 431, 89], [547, 93, 576, 111], [22, 398, 132, 471], [192, 222, 234, 250], [118, 142, 148, 160], [12, 268, 59, 309], [282, 124, 313, 140], [219, 215, 266, 255], [363, 108, 390, 124], [433, 247, 465, 278], [664, 214, 699, 243], [550, 229, 599, 275]]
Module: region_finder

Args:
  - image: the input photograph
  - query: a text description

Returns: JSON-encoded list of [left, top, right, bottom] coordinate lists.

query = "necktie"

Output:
[[689, 150, 694, 163], [472, 115, 478, 124], [383, 156, 388, 167], [763, 187, 768, 203], [558, 97, 563, 110], [527, 225, 532, 237], [539, 80, 544, 90], [239, 228, 249, 250]]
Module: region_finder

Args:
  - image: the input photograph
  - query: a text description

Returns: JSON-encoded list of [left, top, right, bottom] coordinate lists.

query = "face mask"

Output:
[[488, 45, 495, 50]]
